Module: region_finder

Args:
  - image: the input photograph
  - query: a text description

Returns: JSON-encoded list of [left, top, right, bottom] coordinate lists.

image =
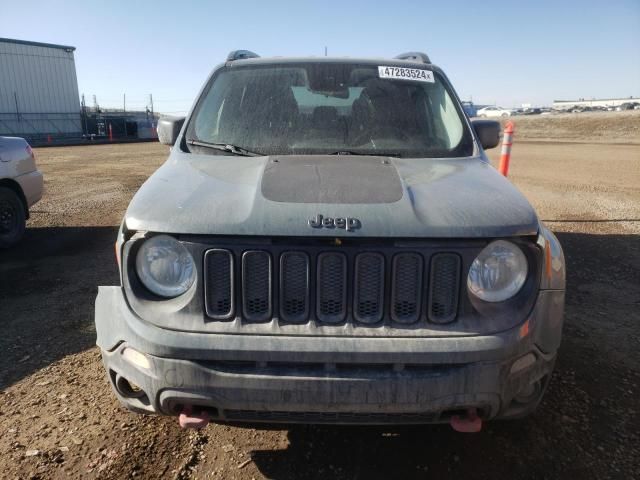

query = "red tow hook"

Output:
[[178, 406, 210, 429], [450, 408, 482, 433]]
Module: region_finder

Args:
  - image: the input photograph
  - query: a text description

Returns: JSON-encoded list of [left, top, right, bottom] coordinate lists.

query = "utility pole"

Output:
[[13, 92, 20, 118], [13, 92, 21, 131], [324, 46, 327, 57], [149, 94, 154, 116], [123, 93, 126, 112], [81, 94, 88, 135]]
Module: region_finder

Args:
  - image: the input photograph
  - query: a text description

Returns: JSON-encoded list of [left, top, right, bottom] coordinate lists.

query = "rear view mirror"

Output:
[[157, 116, 185, 146], [471, 119, 501, 149]]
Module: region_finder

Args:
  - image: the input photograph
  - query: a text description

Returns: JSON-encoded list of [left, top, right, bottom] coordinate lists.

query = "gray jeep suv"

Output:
[[95, 51, 565, 430]]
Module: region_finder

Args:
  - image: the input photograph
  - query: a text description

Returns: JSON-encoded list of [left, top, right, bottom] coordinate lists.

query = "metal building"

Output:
[[0, 37, 82, 143]]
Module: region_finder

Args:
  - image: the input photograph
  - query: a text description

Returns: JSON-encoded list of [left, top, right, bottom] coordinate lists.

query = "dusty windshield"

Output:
[[186, 62, 473, 158]]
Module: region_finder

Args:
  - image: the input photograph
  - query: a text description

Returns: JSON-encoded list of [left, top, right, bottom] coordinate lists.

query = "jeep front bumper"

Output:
[[95, 286, 564, 424]]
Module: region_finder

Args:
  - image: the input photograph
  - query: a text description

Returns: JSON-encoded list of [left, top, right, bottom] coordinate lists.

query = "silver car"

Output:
[[0, 136, 43, 247], [95, 51, 565, 431]]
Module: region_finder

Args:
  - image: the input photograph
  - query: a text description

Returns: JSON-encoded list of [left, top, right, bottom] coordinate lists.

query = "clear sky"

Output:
[[2, 0, 639, 113]]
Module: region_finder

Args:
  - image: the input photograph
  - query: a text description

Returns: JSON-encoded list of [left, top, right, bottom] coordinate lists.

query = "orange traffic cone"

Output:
[[498, 121, 514, 176]]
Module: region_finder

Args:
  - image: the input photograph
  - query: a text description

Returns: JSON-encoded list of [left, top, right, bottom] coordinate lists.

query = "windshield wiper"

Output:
[[187, 139, 262, 157], [328, 150, 400, 157]]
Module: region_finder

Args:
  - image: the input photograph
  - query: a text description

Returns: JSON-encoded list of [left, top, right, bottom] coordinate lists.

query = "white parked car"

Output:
[[477, 106, 511, 118], [0, 136, 43, 247]]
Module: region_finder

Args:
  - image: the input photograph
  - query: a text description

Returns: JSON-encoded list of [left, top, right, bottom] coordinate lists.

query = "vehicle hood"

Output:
[[125, 152, 539, 238]]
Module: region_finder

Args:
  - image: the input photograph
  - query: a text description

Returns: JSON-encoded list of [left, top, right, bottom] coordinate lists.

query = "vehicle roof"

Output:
[[225, 56, 441, 70]]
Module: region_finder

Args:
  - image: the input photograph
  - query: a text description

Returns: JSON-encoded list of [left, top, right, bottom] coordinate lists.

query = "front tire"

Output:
[[501, 113, 509, 117], [0, 187, 26, 248]]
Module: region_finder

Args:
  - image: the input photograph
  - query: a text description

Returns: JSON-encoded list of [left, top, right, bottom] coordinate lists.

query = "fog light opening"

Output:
[[514, 380, 541, 404], [115, 373, 147, 400]]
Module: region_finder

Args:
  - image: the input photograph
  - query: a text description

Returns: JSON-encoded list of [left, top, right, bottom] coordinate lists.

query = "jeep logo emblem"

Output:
[[308, 214, 361, 232]]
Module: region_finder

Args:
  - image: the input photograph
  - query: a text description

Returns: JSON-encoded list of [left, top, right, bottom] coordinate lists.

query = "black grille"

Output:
[[203, 246, 463, 326], [204, 249, 234, 319], [391, 253, 423, 323], [354, 253, 385, 323], [242, 251, 272, 322], [279, 252, 310, 322], [316, 252, 347, 323], [428, 253, 461, 323]]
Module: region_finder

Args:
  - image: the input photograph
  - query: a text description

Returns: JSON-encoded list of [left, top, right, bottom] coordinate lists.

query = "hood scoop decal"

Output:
[[261, 156, 403, 204]]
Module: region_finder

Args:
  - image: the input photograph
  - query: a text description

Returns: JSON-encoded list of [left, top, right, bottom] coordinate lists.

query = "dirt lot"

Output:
[[1, 115, 639, 479], [500, 110, 640, 144]]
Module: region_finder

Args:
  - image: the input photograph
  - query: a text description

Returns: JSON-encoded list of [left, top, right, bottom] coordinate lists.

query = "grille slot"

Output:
[[391, 253, 423, 323], [242, 251, 272, 322], [279, 252, 310, 322], [204, 249, 234, 319], [353, 253, 385, 323], [316, 252, 347, 323], [428, 253, 461, 324]]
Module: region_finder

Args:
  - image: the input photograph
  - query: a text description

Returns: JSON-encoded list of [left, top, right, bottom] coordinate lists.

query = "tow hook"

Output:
[[450, 408, 482, 433], [178, 406, 210, 429]]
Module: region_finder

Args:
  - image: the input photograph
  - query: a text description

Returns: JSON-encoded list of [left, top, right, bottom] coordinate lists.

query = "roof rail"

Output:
[[394, 52, 431, 64], [227, 50, 260, 61]]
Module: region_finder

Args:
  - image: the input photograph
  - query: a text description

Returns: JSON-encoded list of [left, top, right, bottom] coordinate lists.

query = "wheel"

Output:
[[501, 113, 509, 117], [0, 187, 26, 248], [480, 114, 487, 118]]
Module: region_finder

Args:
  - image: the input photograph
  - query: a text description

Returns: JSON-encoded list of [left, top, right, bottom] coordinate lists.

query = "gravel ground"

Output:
[[0, 120, 639, 479], [499, 110, 640, 144]]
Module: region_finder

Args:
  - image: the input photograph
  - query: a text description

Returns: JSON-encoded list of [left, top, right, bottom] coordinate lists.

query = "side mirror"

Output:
[[471, 119, 501, 149], [157, 116, 186, 146]]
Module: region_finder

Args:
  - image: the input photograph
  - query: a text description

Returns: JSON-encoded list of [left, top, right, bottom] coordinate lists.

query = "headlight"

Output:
[[135, 235, 196, 297], [467, 240, 528, 302]]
